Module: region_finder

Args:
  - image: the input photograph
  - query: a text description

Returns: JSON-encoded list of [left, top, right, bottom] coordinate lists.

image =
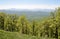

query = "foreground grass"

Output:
[[0, 30, 39, 39], [0, 30, 55, 39]]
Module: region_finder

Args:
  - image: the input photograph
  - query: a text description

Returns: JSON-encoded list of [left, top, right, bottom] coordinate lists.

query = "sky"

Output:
[[0, 0, 59, 9]]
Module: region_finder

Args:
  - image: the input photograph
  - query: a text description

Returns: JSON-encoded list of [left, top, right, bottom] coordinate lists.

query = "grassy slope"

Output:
[[0, 30, 21, 39], [0, 30, 40, 39], [0, 30, 55, 39]]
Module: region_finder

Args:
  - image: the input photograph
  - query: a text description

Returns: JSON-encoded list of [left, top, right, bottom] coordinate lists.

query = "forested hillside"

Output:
[[0, 9, 53, 20], [0, 8, 60, 39]]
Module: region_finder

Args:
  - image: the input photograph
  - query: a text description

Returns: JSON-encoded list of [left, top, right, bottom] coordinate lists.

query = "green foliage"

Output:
[[0, 7, 60, 39]]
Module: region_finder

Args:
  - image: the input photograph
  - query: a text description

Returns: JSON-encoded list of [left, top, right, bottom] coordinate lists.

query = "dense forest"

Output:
[[0, 8, 60, 39]]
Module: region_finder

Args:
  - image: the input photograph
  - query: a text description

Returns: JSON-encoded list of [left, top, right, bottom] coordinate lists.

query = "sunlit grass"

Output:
[[0, 30, 55, 39]]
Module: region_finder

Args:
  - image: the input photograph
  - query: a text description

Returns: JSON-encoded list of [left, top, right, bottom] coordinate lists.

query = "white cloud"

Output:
[[0, 4, 59, 9]]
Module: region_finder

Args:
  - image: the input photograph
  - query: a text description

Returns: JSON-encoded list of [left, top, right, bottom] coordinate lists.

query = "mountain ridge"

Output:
[[0, 9, 54, 20]]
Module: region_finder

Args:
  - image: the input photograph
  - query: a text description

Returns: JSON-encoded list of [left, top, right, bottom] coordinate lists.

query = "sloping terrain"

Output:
[[0, 30, 55, 39]]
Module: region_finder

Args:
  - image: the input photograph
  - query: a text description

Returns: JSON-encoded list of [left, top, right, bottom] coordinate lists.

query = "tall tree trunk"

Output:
[[25, 24, 27, 34], [55, 26, 58, 39], [21, 21, 24, 34], [33, 25, 35, 36]]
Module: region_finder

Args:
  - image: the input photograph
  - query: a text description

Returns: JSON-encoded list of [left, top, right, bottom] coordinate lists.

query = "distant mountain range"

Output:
[[0, 9, 54, 20]]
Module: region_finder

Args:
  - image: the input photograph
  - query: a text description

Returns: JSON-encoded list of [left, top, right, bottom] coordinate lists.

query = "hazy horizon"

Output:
[[0, 0, 59, 10]]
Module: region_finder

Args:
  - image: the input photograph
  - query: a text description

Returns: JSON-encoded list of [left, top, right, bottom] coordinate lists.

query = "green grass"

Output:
[[0, 30, 21, 39], [0, 30, 55, 39], [0, 30, 39, 39]]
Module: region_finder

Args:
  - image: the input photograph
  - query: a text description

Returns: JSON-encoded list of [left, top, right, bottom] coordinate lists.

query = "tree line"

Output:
[[0, 8, 60, 39]]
